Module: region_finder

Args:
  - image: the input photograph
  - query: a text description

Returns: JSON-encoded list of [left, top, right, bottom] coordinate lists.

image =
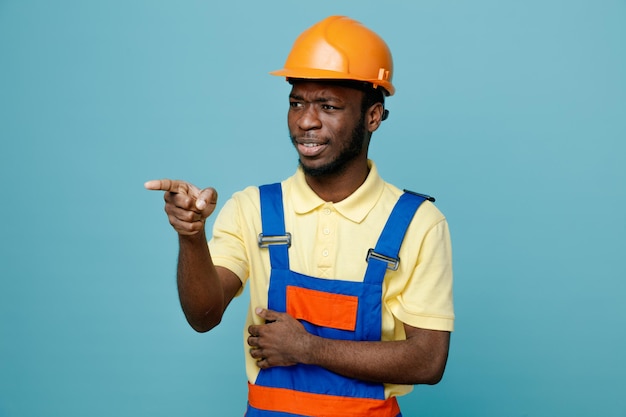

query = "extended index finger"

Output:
[[144, 179, 187, 193]]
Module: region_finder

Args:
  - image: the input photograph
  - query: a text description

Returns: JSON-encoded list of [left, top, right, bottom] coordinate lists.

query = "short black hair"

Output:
[[360, 84, 386, 114]]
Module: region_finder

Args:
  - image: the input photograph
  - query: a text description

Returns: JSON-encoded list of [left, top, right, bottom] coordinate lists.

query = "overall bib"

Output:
[[246, 183, 428, 417]]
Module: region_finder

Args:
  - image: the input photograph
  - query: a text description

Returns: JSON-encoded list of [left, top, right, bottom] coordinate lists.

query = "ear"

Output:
[[365, 102, 385, 133]]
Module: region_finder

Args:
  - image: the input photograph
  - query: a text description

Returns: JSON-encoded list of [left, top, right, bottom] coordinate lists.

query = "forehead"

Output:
[[289, 81, 364, 103]]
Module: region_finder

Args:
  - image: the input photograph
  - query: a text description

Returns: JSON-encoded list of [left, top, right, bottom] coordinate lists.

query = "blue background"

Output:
[[1, 1, 625, 416]]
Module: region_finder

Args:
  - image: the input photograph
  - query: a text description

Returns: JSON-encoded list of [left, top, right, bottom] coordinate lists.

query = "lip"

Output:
[[295, 137, 328, 158]]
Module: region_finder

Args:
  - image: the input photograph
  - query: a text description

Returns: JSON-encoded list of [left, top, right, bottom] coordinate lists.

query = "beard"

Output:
[[290, 115, 367, 178]]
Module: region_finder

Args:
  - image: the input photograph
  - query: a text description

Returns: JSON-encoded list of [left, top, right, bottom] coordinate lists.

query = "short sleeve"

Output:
[[388, 218, 455, 331], [208, 195, 250, 287]]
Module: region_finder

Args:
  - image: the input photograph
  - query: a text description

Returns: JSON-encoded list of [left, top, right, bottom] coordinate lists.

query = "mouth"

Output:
[[295, 138, 328, 158]]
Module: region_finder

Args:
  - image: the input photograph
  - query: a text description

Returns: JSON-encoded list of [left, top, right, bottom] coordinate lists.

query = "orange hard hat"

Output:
[[270, 16, 395, 96]]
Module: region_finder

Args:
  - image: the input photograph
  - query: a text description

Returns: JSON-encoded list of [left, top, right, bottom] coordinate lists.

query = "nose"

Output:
[[295, 104, 322, 131]]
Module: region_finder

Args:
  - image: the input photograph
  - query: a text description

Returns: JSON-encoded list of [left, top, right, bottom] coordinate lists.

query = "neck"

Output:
[[304, 160, 370, 203]]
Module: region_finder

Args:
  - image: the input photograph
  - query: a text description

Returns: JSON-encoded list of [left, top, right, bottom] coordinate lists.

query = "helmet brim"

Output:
[[270, 68, 395, 96]]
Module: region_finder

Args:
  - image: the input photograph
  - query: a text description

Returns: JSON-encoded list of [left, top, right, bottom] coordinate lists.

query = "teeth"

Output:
[[303, 143, 319, 147]]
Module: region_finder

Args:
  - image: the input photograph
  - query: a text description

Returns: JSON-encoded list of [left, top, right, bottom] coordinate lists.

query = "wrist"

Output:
[[178, 228, 207, 246], [301, 333, 322, 366]]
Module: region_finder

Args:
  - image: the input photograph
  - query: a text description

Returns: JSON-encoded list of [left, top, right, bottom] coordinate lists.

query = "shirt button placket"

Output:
[[317, 205, 335, 274]]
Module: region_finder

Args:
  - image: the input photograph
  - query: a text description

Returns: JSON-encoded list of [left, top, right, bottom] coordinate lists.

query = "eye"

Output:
[[289, 101, 303, 108], [321, 104, 339, 111]]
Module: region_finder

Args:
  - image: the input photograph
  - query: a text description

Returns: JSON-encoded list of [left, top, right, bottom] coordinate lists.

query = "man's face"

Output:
[[288, 81, 368, 178]]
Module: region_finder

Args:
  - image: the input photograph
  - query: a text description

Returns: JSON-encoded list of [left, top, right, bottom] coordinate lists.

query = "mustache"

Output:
[[290, 132, 327, 143]]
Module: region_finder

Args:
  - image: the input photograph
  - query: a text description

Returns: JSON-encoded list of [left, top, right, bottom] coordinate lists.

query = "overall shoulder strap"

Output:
[[363, 192, 428, 285], [258, 183, 290, 270]]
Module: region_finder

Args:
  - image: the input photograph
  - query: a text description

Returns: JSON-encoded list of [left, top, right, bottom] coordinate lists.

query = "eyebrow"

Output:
[[289, 93, 342, 103]]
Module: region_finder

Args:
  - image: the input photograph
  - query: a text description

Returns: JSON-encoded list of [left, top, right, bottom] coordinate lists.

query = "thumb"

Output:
[[195, 187, 218, 212], [255, 307, 280, 323]]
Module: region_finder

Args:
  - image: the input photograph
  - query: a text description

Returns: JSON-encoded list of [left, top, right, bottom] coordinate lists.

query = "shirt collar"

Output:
[[289, 160, 385, 224]]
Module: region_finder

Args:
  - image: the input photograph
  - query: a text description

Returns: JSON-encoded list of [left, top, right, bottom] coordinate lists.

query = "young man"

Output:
[[146, 15, 454, 417]]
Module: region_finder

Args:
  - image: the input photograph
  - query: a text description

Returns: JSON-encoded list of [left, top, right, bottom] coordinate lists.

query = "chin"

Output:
[[299, 159, 347, 178]]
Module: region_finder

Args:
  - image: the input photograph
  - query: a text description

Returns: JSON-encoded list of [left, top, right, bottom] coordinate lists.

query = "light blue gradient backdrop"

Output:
[[1, 1, 625, 416]]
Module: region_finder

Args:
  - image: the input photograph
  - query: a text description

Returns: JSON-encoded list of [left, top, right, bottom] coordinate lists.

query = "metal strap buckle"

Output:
[[258, 233, 292, 248], [366, 248, 400, 271]]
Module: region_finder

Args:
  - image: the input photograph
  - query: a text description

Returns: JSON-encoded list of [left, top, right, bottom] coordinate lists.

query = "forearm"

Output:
[[303, 330, 449, 385], [176, 229, 225, 332], [250, 310, 451, 385]]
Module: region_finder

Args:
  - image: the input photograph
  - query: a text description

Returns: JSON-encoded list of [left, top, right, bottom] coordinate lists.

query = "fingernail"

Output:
[[196, 199, 206, 210], [255, 307, 263, 314]]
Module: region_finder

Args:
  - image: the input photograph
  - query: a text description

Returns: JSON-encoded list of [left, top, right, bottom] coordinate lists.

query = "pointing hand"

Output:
[[145, 179, 218, 235]]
